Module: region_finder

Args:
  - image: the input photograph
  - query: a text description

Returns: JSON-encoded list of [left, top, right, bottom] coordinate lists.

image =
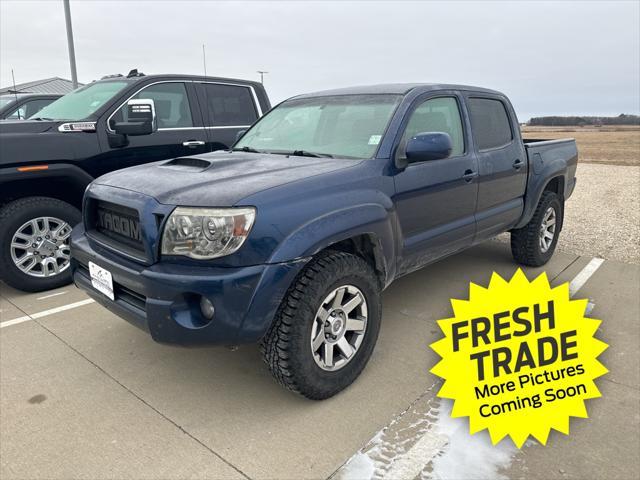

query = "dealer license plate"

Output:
[[88, 261, 114, 300]]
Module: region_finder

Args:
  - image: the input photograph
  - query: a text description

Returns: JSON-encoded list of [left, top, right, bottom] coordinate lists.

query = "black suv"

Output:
[[0, 71, 270, 292]]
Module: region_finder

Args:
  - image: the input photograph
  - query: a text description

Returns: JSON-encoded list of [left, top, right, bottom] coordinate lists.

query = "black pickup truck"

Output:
[[0, 71, 270, 291]]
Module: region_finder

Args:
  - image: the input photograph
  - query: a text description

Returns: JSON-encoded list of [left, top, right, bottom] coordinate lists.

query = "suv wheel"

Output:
[[0, 197, 81, 292], [261, 250, 381, 400], [510, 191, 563, 267]]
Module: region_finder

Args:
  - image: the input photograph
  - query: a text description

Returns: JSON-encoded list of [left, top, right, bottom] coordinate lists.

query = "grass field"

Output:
[[521, 125, 640, 166]]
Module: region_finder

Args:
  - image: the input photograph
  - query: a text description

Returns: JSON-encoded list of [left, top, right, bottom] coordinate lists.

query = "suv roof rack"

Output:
[[127, 69, 145, 78]]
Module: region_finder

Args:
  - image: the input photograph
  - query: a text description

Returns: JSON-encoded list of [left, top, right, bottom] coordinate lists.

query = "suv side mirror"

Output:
[[405, 132, 452, 163], [112, 99, 157, 136]]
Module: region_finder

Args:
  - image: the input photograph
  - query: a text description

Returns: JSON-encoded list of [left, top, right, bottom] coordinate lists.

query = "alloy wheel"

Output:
[[539, 206, 557, 253], [10, 216, 73, 278], [310, 285, 368, 371]]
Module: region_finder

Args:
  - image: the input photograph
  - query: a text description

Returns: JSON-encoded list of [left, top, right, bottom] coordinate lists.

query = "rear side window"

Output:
[[202, 84, 257, 126], [467, 98, 513, 150]]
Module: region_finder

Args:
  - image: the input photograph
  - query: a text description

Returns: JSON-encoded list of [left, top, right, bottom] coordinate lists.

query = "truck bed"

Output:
[[523, 137, 578, 200]]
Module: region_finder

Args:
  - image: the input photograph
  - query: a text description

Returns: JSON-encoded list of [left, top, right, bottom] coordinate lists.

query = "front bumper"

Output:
[[70, 225, 307, 346]]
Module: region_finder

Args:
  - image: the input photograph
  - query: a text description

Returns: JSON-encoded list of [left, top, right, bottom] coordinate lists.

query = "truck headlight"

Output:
[[161, 207, 255, 259]]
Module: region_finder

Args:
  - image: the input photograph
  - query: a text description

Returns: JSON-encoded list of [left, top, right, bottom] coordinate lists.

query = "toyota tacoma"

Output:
[[70, 84, 577, 399]]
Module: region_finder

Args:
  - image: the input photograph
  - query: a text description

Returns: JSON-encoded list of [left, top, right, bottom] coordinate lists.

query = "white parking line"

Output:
[[335, 257, 606, 480], [569, 257, 605, 297], [0, 299, 95, 329], [36, 290, 68, 300]]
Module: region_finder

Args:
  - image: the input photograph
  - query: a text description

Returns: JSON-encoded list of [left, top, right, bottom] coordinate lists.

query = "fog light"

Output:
[[199, 296, 215, 320]]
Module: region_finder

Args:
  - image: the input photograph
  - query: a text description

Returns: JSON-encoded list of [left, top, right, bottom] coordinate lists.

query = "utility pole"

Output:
[[63, 0, 78, 88], [202, 44, 208, 77], [257, 70, 268, 84]]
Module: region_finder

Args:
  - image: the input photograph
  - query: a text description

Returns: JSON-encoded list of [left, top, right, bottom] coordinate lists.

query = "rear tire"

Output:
[[260, 250, 381, 400], [511, 191, 563, 267], [0, 197, 81, 292]]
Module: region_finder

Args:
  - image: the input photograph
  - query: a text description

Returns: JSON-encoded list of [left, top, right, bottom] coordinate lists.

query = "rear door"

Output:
[[94, 81, 209, 177], [393, 92, 479, 274], [464, 95, 527, 242], [195, 82, 261, 150]]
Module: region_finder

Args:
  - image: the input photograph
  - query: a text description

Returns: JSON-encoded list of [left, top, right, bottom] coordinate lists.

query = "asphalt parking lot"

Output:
[[1, 241, 638, 480]]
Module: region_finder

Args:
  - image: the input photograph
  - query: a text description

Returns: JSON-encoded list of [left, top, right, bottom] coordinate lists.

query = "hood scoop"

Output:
[[160, 157, 211, 172]]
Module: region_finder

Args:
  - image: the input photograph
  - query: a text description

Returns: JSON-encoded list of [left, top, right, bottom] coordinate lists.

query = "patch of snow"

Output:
[[426, 399, 517, 480], [339, 451, 376, 480]]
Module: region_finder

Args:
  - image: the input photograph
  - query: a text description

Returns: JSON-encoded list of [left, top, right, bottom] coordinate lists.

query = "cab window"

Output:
[[202, 83, 257, 127], [110, 82, 193, 129], [401, 97, 465, 157], [467, 97, 513, 150]]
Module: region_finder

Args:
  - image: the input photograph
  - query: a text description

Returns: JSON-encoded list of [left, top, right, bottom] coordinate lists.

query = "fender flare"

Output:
[[514, 169, 568, 230], [268, 203, 397, 285], [0, 163, 94, 203]]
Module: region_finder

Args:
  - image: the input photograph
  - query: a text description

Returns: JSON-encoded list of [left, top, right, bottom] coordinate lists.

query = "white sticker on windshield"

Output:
[[368, 135, 382, 145]]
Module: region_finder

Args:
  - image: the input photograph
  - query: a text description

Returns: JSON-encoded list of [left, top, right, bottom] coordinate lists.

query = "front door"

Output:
[[393, 94, 479, 274], [92, 81, 208, 177]]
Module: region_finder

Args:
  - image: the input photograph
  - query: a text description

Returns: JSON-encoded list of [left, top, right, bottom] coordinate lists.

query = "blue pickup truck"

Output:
[[70, 84, 577, 399]]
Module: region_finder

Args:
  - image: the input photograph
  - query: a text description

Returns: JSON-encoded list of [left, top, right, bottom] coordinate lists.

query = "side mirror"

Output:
[[112, 99, 157, 136], [235, 129, 247, 142], [405, 132, 452, 163]]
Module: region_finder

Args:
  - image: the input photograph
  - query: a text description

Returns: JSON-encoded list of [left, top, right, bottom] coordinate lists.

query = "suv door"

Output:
[[392, 93, 478, 274], [464, 95, 527, 242], [195, 82, 261, 150], [94, 81, 208, 177]]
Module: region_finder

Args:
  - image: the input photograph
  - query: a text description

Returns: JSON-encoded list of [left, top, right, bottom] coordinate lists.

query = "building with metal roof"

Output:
[[0, 77, 82, 95]]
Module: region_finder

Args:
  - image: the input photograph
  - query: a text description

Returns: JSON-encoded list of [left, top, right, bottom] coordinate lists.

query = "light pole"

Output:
[[63, 0, 78, 88], [257, 70, 268, 84]]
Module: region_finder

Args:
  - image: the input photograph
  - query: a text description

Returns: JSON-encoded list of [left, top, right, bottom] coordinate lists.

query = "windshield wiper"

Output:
[[30, 117, 55, 121], [290, 150, 334, 158], [232, 146, 262, 154]]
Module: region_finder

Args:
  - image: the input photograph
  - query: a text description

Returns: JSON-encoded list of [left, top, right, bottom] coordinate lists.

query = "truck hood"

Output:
[[94, 151, 362, 206], [0, 119, 58, 134]]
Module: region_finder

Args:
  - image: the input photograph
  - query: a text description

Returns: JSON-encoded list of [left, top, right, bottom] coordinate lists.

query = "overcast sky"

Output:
[[1, 0, 638, 120]]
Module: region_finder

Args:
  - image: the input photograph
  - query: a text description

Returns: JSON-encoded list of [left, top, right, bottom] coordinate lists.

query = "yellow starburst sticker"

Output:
[[430, 269, 608, 448]]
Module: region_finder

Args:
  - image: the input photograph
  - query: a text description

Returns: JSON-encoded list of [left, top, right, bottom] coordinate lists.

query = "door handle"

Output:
[[513, 159, 523, 170], [462, 169, 477, 182], [182, 140, 205, 147]]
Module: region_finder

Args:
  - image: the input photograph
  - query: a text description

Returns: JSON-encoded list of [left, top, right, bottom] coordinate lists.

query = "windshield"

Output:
[[31, 81, 130, 121], [235, 94, 401, 159]]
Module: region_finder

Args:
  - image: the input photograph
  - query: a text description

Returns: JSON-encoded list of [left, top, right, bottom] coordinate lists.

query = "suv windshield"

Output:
[[31, 81, 130, 121], [235, 94, 401, 159]]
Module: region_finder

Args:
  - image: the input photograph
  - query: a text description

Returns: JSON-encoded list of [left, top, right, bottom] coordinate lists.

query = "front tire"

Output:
[[0, 197, 81, 292], [511, 191, 563, 267], [261, 250, 381, 400]]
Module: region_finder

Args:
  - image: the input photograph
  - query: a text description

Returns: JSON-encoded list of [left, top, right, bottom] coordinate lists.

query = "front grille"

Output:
[[95, 201, 143, 251], [86, 199, 148, 261]]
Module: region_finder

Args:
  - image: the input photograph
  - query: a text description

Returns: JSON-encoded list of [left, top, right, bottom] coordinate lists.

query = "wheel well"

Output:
[[543, 176, 565, 200], [321, 234, 386, 288], [0, 177, 86, 209]]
